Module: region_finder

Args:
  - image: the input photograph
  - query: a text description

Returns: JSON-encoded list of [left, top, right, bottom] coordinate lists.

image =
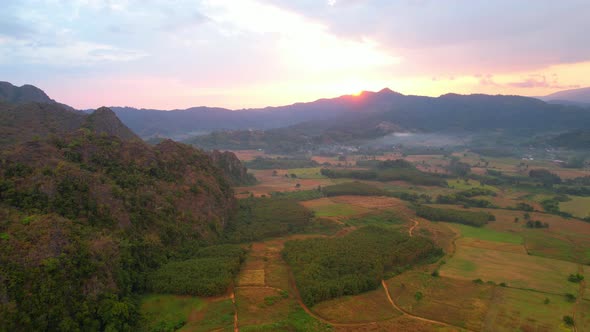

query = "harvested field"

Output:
[[483, 287, 577, 332], [560, 196, 590, 219], [386, 272, 494, 331], [312, 286, 402, 323], [440, 245, 582, 294]]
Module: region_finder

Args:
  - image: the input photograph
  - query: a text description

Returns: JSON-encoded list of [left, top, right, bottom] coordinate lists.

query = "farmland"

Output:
[[140, 150, 590, 331]]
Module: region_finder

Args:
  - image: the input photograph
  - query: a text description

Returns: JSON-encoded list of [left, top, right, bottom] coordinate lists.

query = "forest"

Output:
[[415, 205, 495, 227], [283, 226, 443, 306]]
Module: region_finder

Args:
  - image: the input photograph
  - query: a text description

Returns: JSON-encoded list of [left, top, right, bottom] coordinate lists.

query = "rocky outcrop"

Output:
[[208, 150, 257, 186]]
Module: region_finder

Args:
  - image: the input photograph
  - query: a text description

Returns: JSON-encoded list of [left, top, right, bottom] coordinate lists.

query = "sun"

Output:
[[352, 90, 363, 97]]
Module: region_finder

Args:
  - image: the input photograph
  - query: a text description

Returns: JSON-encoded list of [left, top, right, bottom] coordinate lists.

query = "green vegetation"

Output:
[[140, 295, 204, 332], [416, 205, 495, 227], [0, 132, 239, 331], [245, 157, 319, 170], [345, 211, 404, 228], [525, 220, 550, 229], [529, 169, 562, 187], [283, 226, 443, 306], [568, 273, 585, 283], [270, 189, 325, 201], [320, 165, 447, 187], [309, 202, 364, 218], [560, 196, 590, 218], [452, 224, 522, 244], [225, 197, 314, 242], [147, 245, 246, 296], [322, 181, 388, 197], [286, 167, 327, 179]]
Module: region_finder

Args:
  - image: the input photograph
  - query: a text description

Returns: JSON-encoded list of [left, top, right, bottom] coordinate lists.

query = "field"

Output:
[[142, 150, 590, 331], [440, 245, 583, 294], [301, 197, 370, 218], [448, 224, 523, 244], [483, 287, 576, 332], [560, 196, 590, 219], [233, 234, 333, 331], [140, 294, 235, 332], [386, 272, 495, 331], [312, 286, 402, 323]]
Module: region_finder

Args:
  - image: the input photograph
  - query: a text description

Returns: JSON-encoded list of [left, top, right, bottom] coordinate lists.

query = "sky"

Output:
[[1, 0, 590, 110]]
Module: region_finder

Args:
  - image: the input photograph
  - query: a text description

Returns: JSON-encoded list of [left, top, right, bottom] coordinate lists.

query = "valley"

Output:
[[134, 147, 590, 332], [1, 83, 590, 332]]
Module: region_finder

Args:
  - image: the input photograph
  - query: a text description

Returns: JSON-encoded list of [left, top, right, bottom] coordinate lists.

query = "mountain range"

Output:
[[105, 88, 590, 143], [2, 81, 590, 150]]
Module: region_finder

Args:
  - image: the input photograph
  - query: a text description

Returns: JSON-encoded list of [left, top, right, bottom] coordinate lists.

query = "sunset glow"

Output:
[[2, 0, 590, 109]]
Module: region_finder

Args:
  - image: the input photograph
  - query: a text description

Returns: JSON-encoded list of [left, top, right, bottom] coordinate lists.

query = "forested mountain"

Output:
[[0, 129, 238, 330], [187, 93, 590, 152], [0, 102, 86, 146], [6, 82, 590, 143], [0, 81, 55, 104], [0, 102, 139, 147], [0, 93, 262, 330]]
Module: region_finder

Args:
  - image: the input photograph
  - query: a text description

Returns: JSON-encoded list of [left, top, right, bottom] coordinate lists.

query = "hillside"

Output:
[[0, 81, 55, 104], [187, 92, 590, 152], [542, 86, 590, 104], [0, 102, 138, 146], [0, 131, 237, 330], [549, 129, 590, 149]]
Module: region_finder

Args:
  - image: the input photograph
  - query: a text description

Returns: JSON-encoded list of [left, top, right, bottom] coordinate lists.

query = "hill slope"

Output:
[[0, 102, 139, 146], [542, 86, 590, 104], [0, 132, 237, 330], [0, 81, 55, 104]]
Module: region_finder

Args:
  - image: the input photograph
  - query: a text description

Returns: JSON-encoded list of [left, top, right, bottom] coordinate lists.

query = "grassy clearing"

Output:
[[450, 223, 523, 244], [238, 269, 265, 286], [140, 295, 235, 332], [440, 245, 581, 294], [312, 286, 401, 323], [457, 238, 528, 255], [312, 203, 365, 217], [301, 198, 369, 218], [240, 305, 332, 332], [236, 287, 292, 327], [140, 295, 205, 332], [387, 272, 494, 331], [483, 287, 575, 332], [181, 299, 235, 332], [345, 210, 405, 228], [560, 196, 590, 219], [523, 231, 580, 262], [447, 179, 499, 192]]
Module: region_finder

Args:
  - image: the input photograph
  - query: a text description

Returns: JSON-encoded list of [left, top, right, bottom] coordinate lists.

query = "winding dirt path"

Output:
[[230, 289, 238, 332], [381, 280, 472, 331], [377, 214, 474, 331], [287, 268, 381, 328], [408, 218, 419, 237]]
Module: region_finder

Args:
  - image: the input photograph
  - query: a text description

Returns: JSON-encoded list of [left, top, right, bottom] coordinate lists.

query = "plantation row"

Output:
[[283, 226, 443, 306], [415, 205, 495, 227], [320, 168, 447, 186]]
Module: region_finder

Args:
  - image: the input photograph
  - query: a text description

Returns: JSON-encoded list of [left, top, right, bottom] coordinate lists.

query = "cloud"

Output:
[[265, 0, 590, 75], [0, 38, 147, 66], [507, 74, 580, 89]]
